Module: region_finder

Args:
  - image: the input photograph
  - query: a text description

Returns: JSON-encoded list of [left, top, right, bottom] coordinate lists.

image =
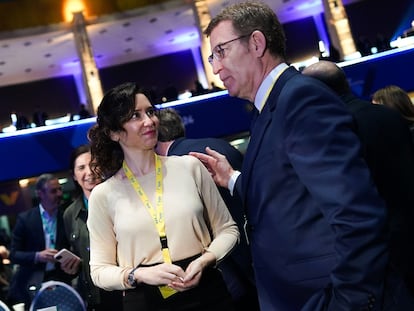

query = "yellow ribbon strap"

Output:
[[123, 154, 176, 298]]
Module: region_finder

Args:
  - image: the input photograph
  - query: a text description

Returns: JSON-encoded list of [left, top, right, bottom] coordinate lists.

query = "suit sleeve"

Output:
[[10, 213, 39, 266]]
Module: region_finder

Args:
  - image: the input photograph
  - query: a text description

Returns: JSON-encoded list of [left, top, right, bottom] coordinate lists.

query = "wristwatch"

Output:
[[127, 267, 139, 287]]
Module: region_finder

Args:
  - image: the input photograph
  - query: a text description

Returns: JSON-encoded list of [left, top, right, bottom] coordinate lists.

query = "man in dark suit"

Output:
[[8, 173, 74, 307], [190, 2, 414, 310], [302, 60, 414, 295], [155, 108, 259, 311]]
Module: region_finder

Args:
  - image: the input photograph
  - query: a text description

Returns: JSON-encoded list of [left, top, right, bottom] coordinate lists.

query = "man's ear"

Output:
[[251, 30, 267, 57]]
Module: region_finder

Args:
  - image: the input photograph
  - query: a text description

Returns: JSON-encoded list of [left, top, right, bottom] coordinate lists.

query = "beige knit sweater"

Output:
[[87, 155, 239, 290]]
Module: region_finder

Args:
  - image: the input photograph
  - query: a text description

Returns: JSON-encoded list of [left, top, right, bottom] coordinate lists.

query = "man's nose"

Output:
[[211, 59, 223, 75]]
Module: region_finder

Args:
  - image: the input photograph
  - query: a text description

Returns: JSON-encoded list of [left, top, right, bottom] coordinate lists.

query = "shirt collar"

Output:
[[39, 204, 57, 219], [254, 63, 289, 112]]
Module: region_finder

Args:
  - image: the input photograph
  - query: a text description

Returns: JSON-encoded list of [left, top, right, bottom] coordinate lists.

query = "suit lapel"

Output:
[[241, 66, 299, 202], [241, 103, 273, 205], [33, 206, 47, 247]]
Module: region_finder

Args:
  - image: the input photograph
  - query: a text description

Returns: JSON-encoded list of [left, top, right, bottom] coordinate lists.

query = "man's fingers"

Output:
[[189, 152, 214, 164], [205, 147, 223, 158]]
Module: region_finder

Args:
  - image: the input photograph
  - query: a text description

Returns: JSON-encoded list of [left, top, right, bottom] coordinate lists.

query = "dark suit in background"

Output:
[[8, 206, 72, 307], [302, 60, 414, 295], [346, 94, 414, 293]]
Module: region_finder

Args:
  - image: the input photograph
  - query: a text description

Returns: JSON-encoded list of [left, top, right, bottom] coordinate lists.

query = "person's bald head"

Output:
[[302, 60, 351, 96]]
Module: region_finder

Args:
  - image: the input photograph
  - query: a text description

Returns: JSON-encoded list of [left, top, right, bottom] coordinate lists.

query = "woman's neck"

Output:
[[123, 149, 156, 177]]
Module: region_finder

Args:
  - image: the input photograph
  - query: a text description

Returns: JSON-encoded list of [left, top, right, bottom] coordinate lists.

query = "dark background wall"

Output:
[[0, 0, 412, 129], [346, 0, 414, 44], [0, 76, 80, 128], [0, 49, 197, 128], [283, 0, 414, 63], [99, 49, 198, 102], [284, 16, 320, 64]]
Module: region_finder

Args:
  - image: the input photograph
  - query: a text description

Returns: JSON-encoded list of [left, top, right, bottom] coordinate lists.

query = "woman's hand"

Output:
[[169, 259, 203, 291], [169, 252, 216, 291], [136, 263, 185, 287]]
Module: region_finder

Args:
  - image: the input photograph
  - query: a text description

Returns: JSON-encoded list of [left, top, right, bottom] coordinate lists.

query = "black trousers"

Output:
[[123, 256, 234, 311], [87, 289, 123, 311]]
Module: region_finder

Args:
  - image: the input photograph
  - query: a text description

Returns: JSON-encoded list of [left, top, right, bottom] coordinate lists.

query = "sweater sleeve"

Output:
[[189, 156, 240, 262], [87, 182, 131, 290]]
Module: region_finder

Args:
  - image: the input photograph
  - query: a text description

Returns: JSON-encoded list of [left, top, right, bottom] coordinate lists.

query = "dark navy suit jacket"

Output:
[[236, 66, 414, 310], [8, 206, 72, 306]]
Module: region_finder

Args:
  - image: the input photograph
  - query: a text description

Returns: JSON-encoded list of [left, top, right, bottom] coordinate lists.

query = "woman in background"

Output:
[[86, 82, 239, 311], [372, 85, 414, 140], [62, 144, 123, 310]]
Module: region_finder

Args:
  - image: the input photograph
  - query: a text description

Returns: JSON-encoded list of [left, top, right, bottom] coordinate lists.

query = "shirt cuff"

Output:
[[228, 170, 241, 196]]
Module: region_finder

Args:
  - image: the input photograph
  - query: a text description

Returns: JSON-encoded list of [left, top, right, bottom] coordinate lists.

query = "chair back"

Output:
[[0, 300, 10, 311], [29, 281, 86, 311]]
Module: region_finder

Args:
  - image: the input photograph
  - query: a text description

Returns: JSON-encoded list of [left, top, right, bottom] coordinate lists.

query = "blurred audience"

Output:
[[161, 84, 179, 102], [11, 112, 30, 130], [32, 106, 48, 127], [191, 80, 208, 97], [0, 244, 10, 302], [403, 20, 414, 38], [78, 104, 92, 120], [209, 82, 224, 92], [356, 36, 372, 56]]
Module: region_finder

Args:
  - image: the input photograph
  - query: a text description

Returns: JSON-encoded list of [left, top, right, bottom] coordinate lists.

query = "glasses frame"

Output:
[[208, 34, 250, 65]]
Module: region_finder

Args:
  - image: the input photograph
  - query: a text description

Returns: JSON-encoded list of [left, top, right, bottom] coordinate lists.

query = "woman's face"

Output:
[[73, 151, 100, 196], [117, 93, 159, 151]]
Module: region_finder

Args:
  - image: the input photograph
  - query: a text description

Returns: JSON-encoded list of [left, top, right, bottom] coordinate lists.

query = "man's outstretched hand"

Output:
[[189, 147, 235, 188]]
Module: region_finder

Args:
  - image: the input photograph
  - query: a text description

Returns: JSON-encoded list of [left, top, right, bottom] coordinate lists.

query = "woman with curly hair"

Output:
[[87, 82, 239, 311]]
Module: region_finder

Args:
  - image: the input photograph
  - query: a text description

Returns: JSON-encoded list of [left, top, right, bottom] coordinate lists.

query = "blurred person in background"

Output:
[[62, 144, 123, 311], [8, 174, 75, 308], [372, 85, 414, 141]]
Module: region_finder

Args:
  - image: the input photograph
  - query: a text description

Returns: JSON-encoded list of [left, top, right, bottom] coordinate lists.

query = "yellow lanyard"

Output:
[[123, 154, 171, 263], [123, 154, 176, 298]]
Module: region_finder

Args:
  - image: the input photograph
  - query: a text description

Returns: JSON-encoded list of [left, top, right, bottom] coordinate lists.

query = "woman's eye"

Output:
[[131, 112, 140, 120], [146, 109, 155, 117]]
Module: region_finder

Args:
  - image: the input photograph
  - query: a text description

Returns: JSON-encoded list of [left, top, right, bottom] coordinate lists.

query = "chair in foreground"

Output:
[[0, 300, 10, 311], [29, 281, 86, 311]]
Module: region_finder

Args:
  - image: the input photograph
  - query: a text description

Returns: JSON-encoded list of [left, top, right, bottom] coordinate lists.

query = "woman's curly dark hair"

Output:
[[87, 82, 153, 179]]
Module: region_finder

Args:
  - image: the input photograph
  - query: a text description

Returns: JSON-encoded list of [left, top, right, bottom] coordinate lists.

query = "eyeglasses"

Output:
[[208, 35, 250, 65]]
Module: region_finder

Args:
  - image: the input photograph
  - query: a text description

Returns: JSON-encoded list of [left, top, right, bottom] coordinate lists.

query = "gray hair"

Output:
[[35, 173, 57, 192], [204, 1, 286, 59]]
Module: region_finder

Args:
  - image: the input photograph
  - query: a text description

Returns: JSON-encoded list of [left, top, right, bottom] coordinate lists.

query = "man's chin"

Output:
[[226, 87, 237, 97]]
